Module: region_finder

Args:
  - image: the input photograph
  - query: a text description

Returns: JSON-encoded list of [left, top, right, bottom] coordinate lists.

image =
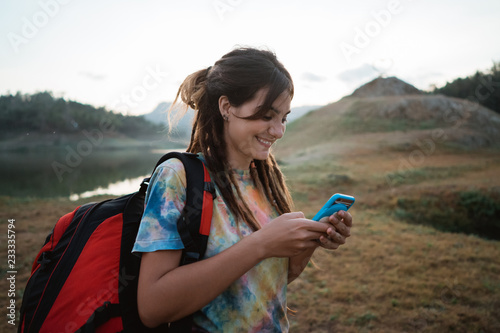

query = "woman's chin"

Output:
[[253, 151, 270, 161]]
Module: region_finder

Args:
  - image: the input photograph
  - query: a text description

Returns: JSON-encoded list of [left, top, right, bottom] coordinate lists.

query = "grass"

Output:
[[384, 165, 480, 186], [1, 117, 500, 332], [339, 114, 439, 134], [287, 209, 500, 332], [393, 189, 500, 239], [276, 120, 500, 331]]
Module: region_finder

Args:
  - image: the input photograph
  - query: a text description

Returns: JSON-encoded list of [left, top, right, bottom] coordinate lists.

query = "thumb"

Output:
[[283, 211, 305, 219]]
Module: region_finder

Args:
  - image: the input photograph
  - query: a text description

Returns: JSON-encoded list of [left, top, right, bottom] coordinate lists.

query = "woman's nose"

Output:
[[269, 120, 285, 139]]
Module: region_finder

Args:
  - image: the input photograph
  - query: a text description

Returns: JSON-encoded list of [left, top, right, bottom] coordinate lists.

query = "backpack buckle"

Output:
[[204, 182, 216, 199], [182, 251, 201, 265]]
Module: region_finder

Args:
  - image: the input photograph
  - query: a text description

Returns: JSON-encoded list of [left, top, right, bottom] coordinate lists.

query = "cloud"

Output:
[[337, 64, 378, 83], [79, 71, 106, 81], [301, 72, 327, 82]]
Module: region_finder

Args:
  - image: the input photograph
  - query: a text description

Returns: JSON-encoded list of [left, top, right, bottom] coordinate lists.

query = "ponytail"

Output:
[[167, 67, 211, 136]]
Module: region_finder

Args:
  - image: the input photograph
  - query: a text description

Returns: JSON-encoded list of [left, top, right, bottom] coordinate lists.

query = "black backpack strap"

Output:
[[136, 152, 215, 332], [151, 152, 215, 333], [144, 152, 215, 263], [76, 302, 121, 333], [176, 153, 215, 265]]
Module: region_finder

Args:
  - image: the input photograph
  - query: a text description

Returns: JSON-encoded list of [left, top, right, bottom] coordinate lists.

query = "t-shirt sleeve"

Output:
[[132, 158, 186, 253]]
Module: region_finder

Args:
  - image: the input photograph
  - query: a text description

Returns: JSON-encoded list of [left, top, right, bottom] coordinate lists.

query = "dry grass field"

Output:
[[1, 138, 498, 333], [280, 141, 500, 332], [1, 80, 499, 332], [276, 84, 500, 332]]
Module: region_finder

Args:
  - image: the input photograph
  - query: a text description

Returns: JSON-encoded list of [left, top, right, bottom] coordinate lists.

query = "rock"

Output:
[[350, 77, 422, 98]]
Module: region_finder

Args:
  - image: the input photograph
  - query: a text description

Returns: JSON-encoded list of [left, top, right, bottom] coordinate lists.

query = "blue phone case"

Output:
[[312, 193, 355, 221]]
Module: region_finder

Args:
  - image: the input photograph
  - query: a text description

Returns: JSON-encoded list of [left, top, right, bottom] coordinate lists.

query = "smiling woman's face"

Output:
[[220, 88, 291, 170]]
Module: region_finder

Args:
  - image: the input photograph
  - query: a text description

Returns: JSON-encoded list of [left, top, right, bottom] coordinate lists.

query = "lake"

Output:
[[0, 149, 184, 200]]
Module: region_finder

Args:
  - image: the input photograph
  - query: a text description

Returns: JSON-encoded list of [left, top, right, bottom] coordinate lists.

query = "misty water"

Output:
[[0, 149, 181, 199]]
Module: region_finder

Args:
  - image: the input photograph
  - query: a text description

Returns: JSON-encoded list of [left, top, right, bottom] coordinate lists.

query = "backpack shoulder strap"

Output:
[[149, 152, 215, 264], [163, 153, 215, 333]]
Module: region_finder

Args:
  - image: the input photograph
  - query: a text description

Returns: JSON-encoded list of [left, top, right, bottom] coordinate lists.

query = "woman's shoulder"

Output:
[[156, 157, 186, 173], [152, 157, 187, 188], [156, 153, 204, 173]]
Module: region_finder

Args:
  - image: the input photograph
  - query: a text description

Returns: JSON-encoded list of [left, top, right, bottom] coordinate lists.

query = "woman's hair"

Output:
[[170, 47, 294, 231]]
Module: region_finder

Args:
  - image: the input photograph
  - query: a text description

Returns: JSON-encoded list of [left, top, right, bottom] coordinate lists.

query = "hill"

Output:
[[350, 76, 422, 97], [276, 76, 500, 239], [280, 77, 500, 158], [0, 92, 173, 151], [271, 76, 500, 331], [142, 102, 194, 140]]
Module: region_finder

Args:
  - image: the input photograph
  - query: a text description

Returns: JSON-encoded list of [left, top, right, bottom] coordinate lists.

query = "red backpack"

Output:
[[18, 152, 216, 333]]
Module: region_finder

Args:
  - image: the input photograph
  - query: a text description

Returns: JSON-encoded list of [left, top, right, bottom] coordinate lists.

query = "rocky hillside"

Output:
[[350, 76, 422, 97], [278, 77, 500, 159]]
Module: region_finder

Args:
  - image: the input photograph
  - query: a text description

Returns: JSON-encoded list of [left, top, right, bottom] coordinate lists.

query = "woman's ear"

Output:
[[218, 95, 231, 119]]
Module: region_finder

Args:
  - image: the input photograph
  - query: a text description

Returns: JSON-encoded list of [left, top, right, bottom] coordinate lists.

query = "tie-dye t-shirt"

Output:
[[132, 156, 289, 332]]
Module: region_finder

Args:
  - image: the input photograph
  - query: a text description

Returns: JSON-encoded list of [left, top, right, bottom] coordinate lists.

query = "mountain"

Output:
[[277, 76, 500, 159], [143, 102, 194, 139], [274, 75, 500, 242], [142, 102, 324, 133], [350, 76, 422, 98], [143, 102, 172, 125], [288, 105, 323, 122]]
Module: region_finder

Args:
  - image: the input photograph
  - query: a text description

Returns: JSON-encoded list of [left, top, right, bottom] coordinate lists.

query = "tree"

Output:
[[433, 61, 500, 114]]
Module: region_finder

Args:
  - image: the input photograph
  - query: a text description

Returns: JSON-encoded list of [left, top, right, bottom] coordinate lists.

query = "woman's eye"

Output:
[[282, 117, 288, 124], [263, 116, 273, 121]]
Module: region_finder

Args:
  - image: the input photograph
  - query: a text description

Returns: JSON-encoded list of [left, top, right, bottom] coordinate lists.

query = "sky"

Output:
[[1, 0, 499, 116]]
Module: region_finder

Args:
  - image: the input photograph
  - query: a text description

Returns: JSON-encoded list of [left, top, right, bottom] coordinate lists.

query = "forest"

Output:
[[0, 91, 164, 140], [432, 61, 500, 113]]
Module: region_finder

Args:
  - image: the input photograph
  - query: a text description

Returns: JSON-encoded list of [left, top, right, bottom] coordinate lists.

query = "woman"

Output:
[[132, 47, 353, 332]]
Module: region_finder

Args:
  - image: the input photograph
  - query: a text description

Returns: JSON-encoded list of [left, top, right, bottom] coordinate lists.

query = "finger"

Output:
[[298, 219, 330, 233], [331, 231, 346, 244], [331, 211, 352, 230], [318, 216, 339, 232], [318, 236, 340, 249], [318, 216, 329, 224], [324, 224, 347, 242], [285, 211, 306, 219], [338, 210, 353, 227], [307, 230, 331, 241], [329, 220, 350, 237]]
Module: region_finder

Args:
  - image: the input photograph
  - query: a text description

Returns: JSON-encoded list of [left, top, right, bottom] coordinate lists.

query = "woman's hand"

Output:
[[317, 210, 352, 250], [255, 212, 329, 258]]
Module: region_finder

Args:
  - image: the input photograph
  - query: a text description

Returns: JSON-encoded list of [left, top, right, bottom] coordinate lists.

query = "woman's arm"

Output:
[[288, 246, 317, 283], [137, 212, 331, 328]]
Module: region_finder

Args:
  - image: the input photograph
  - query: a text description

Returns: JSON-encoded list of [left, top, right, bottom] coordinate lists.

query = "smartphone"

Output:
[[312, 193, 355, 221]]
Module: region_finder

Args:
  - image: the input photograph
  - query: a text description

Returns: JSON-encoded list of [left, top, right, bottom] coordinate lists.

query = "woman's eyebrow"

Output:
[[270, 106, 291, 115]]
